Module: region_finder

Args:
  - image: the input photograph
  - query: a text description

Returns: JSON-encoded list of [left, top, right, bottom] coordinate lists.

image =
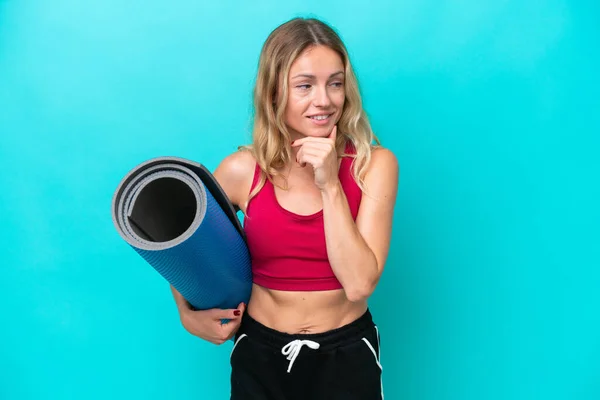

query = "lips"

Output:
[[307, 113, 333, 121], [307, 113, 333, 126]]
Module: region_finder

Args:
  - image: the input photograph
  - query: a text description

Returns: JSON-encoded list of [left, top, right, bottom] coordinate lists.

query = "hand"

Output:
[[179, 302, 246, 345], [291, 125, 340, 191]]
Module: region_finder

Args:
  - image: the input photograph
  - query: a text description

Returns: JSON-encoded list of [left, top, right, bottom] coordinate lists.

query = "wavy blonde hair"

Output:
[[241, 17, 380, 209]]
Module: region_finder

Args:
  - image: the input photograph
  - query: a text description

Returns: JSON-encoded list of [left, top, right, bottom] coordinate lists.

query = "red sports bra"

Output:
[[243, 142, 362, 291]]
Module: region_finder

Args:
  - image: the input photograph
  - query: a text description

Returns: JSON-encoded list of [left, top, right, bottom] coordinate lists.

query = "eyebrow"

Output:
[[291, 71, 344, 80]]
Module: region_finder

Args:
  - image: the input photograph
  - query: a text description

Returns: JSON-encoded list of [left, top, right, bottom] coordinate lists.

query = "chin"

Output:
[[303, 119, 338, 137], [305, 126, 332, 137], [288, 116, 339, 138]]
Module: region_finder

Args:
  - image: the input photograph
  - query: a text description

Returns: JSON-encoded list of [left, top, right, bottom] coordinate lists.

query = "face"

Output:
[[282, 45, 345, 140]]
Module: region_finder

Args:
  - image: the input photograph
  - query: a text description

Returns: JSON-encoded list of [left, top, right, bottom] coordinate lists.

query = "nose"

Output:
[[312, 85, 332, 108]]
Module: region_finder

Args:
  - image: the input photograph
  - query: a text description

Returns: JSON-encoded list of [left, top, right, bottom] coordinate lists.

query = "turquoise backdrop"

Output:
[[1, 1, 598, 399]]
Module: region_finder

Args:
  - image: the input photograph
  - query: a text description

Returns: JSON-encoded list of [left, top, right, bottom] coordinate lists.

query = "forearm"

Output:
[[170, 285, 193, 314], [321, 182, 379, 302]]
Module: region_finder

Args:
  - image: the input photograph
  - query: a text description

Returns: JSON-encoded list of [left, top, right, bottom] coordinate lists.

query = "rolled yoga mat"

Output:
[[111, 156, 252, 310]]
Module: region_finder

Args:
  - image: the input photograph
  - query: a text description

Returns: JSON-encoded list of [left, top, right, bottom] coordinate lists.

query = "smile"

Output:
[[308, 114, 332, 121]]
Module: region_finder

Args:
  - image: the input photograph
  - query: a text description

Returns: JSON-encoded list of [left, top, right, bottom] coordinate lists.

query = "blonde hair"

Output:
[[240, 17, 380, 209]]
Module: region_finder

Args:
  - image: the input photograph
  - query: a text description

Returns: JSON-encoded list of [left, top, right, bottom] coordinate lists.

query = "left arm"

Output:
[[321, 148, 399, 302], [293, 127, 399, 302]]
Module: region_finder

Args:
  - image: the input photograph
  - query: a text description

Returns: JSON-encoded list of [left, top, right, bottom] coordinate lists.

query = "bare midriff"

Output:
[[246, 283, 367, 334]]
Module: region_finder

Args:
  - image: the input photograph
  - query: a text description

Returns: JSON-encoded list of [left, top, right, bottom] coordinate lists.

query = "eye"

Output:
[[296, 84, 311, 90]]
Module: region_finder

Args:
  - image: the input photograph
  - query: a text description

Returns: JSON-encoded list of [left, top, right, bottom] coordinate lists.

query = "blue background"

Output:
[[1, 1, 599, 399]]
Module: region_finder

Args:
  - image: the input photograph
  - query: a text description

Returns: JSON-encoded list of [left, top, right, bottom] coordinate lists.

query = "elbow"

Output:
[[345, 289, 370, 303], [345, 257, 381, 302], [345, 278, 378, 303]]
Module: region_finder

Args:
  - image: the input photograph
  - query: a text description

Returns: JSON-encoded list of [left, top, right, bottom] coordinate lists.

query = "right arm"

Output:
[[170, 285, 245, 345], [170, 149, 256, 344]]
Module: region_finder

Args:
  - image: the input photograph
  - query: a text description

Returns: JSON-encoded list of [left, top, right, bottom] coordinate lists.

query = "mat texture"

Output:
[[111, 156, 252, 310]]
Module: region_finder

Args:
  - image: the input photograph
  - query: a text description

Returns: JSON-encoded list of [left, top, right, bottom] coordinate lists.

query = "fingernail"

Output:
[[234, 310, 241, 316]]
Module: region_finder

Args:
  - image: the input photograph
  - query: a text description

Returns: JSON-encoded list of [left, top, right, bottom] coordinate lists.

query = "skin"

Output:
[[171, 45, 399, 344]]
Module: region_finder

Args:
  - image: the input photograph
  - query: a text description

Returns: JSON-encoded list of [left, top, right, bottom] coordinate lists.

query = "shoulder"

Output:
[[358, 146, 399, 205], [366, 146, 399, 179], [215, 148, 257, 178], [355, 146, 399, 224], [213, 148, 257, 207]]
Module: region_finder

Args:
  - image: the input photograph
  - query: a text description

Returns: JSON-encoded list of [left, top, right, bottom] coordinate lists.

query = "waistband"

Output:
[[239, 309, 374, 351]]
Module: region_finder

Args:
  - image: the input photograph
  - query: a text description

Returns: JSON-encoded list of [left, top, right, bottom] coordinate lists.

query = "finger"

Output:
[[291, 137, 334, 147], [293, 141, 333, 153], [297, 154, 322, 169], [328, 125, 337, 140], [209, 308, 241, 321], [298, 148, 328, 162], [295, 147, 315, 167], [293, 142, 336, 162], [221, 317, 242, 339], [296, 152, 307, 168], [296, 144, 327, 162], [296, 149, 316, 168]]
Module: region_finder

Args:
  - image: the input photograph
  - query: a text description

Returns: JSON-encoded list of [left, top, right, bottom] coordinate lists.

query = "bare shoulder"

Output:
[[213, 148, 256, 209], [366, 146, 400, 179], [215, 148, 256, 179]]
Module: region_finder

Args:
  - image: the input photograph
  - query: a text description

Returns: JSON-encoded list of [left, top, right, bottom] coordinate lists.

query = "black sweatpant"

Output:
[[230, 309, 383, 400]]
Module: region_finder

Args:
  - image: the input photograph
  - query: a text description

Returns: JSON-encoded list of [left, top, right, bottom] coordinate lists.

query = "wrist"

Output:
[[320, 180, 342, 198], [178, 300, 194, 315]]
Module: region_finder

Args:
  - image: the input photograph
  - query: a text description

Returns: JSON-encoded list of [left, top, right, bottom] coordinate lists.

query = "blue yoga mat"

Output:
[[111, 156, 252, 310]]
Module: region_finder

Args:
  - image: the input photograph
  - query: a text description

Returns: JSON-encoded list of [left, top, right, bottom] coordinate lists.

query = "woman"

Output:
[[171, 17, 398, 399]]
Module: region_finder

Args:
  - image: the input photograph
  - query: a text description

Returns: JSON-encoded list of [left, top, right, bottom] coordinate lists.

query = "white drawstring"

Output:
[[281, 339, 320, 373]]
